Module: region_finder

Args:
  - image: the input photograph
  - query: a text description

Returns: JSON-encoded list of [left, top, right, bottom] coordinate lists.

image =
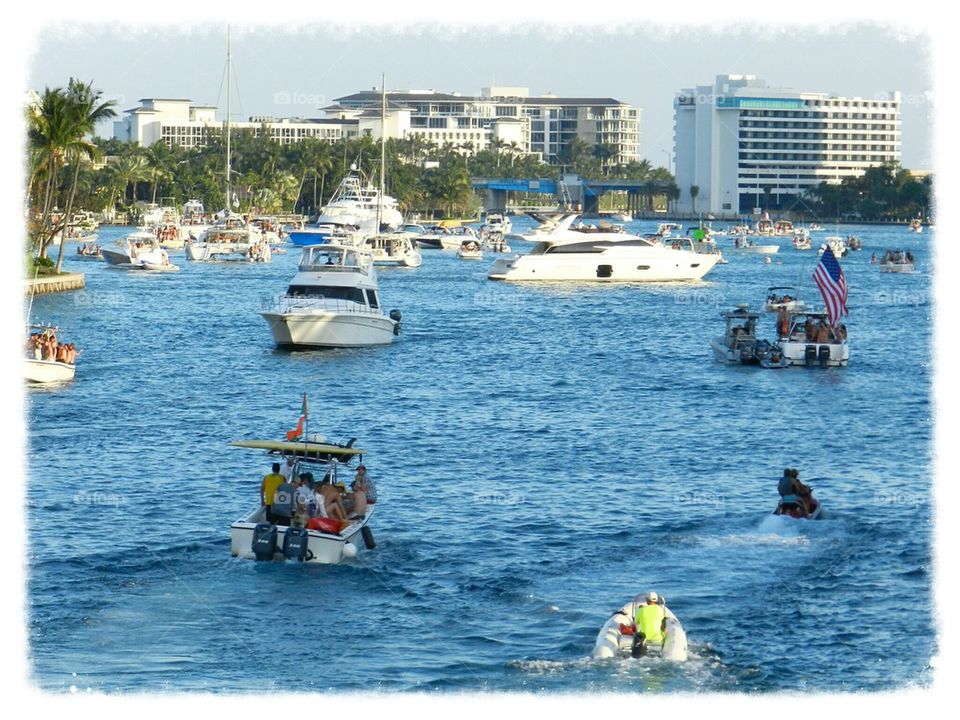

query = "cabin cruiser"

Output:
[[777, 311, 849, 367], [260, 244, 401, 348], [288, 166, 403, 246], [489, 229, 721, 282], [457, 238, 483, 260], [762, 286, 806, 312], [592, 594, 688, 661], [709, 305, 786, 367], [25, 325, 78, 384], [728, 235, 779, 254], [101, 229, 179, 271], [416, 225, 478, 250], [481, 212, 512, 236], [819, 236, 848, 258], [185, 213, 271, 262], [362, 233, 423, 268], [229, 437, 377, 564], [879, 249, 915, 273], [792, 228, 812, 250]]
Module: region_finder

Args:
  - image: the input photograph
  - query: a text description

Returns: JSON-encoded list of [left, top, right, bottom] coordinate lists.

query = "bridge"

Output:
[[471, 175, 674, 213]]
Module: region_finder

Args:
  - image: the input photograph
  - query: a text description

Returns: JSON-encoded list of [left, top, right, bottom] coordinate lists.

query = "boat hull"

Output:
[[592, 602, 688, 661], [778, 339, 848, 367], [25, 359, 75, 384], [230, 506, 375, 564], [879, 263, 915, 273], [488, 249, 720, 282], [261, 310, 397, 348]]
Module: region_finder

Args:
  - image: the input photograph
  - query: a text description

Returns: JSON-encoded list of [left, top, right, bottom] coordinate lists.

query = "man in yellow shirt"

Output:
[[260, 462, 286, 523], [632, 591, 667, 657]]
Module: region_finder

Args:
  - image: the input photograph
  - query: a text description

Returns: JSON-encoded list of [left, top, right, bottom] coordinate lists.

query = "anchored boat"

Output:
[[229, 438, 377, 564]]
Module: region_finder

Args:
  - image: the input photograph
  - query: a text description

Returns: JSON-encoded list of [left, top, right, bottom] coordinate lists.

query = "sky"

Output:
[[26, 22, 932, 169]]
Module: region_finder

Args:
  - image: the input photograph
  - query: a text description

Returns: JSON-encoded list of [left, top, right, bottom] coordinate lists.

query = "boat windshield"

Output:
[[286, 285, 367, 303]]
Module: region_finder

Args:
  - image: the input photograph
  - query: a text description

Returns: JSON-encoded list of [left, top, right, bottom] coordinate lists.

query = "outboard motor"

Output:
[[251, 523, 278, 561], [361, 525, 376, 550], [282, 527, 310, 562], [818, 345, 831, 367], [389, 309, 402, 336], [631, 631, 647, 658], [804, 345, 818, 367]]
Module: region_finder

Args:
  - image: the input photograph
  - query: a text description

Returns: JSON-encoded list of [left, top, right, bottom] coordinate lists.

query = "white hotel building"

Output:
[[113, 87, 642, 167], [673, 75, 901, 215]]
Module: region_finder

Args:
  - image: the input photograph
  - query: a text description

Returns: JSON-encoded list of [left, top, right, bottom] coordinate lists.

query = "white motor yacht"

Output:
[[101, 229, 179, 271], [592, 594, 688, 661], [363, 233, 422, 268], [260, 244, 401, 348], [762, 286, 806, 312], [185, 213, 271, 262], [792, 229, 812, 250], [488, 229, 720, 282], [229, 438, 377, 564], [777, 311, 849, 367], [481, 212, 512, 236]]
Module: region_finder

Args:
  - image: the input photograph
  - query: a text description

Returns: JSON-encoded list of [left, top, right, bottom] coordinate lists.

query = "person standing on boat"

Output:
[[633, 592, 667, 656], [280, 456, 297, 485], [271, 474, 295, 527], [260, 462, 286, 523], [777, 306, 790, 338]]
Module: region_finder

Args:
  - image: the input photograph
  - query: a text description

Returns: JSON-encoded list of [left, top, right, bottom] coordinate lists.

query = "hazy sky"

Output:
[[28, 22, 932, 169]]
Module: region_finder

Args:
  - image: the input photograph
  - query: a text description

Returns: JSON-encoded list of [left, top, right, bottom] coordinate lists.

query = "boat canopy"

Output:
[[229, 439, 364, 462]]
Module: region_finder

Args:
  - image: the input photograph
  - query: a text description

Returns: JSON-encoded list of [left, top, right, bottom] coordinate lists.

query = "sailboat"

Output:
[[362, 75, 422, 268], [185, 27, 271, 263]]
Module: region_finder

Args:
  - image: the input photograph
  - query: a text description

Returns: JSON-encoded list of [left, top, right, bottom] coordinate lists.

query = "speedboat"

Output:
[[288, 165, 403, 246], [457, 238, 483, 260], [762, 286, 806, 313], [489, 229, 721, 282], [774, 493, 823, 519], [879, 249, 915, 273], [808, 223, 823, 232], [777, 310, 849, 367], [483, 232, 512, 254], [709, 305, 784, 366], [74, 242, 103, 261], [481, 212, 512, 236], [792, 229, 812, 250], [101, 229, 179, 271], [260, 244, 401, 348], [185, 212, 271, 262], [657, 222, 682, 237], [229, 437, 377, 564], [909, 218, 922, 233], [819, 236, 848, 258], [25, 325, 78, 384], [592, 594, 688, 661], [727, 235, 779, 254], [363, 233, 422, 268], [416, 225, 478, 250]]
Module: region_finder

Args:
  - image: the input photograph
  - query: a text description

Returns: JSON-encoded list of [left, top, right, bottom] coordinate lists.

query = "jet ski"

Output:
[[774, 493, 822, 519], [592, 594, 688, 661]]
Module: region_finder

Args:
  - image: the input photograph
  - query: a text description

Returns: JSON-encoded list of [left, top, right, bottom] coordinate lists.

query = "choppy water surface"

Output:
[[27, 219, 935, 692]]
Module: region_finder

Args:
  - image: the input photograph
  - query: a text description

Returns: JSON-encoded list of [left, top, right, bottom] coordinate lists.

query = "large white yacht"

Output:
[[101, 228, 179, 271], [185, 212, 271, 262], [488, 228, 721, 282], [260, 244, 401, 348], [288, 166, 403, 246]]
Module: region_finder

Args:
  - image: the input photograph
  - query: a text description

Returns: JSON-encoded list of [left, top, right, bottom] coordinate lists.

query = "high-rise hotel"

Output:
[[673, 75, 901, 214]]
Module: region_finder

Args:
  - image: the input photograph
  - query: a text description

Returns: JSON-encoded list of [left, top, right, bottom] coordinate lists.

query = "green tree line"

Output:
[[801, 161, 933, 221]]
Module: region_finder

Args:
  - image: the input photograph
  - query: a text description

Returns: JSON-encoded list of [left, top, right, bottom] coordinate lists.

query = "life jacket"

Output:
[[634, 603, 666, 644]]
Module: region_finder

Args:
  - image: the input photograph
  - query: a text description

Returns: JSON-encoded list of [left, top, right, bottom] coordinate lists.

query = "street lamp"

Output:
[[662, 149, 672, 175]]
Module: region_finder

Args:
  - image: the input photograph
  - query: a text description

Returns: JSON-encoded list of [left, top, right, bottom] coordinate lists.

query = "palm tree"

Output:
[[689, 185, 700, 215], [53, 80, 117, 271]]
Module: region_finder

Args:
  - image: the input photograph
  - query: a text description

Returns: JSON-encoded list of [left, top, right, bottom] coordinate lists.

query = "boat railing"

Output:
[[262, 294, 379, 315]]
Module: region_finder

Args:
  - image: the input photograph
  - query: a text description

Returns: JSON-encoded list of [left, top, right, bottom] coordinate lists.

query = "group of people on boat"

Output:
[[872, 249, 914, 265], [155, 225, 180, 245], [27, 330, 77, 365], [76, 241, 102, 257], [259, 460, 372, 529], [780, 313, 846, 343]]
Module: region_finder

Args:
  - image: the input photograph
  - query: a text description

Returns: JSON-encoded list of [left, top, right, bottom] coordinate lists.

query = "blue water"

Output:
[[26, 219, 934, 692]]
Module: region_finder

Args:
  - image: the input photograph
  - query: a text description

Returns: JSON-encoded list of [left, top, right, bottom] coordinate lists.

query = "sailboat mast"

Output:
[[225, 26, 232, 212], [378, 73, 385, 233]]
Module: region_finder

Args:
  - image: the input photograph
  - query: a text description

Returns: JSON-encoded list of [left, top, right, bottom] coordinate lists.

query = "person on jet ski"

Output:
[[777, 468, 813, 515], [632, 591, 667, 657]]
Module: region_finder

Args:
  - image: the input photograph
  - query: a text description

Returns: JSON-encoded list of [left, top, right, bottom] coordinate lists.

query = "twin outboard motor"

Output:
[[804, 345, 818, 367], [252, 523, 278, 561], [818, 345, 831, 367], [282, 527, 310, 562], [389, 309, 402, 336]]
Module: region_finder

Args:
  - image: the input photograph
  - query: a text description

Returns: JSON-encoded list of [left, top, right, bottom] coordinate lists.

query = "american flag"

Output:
[[813, 247, 848, 326]]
